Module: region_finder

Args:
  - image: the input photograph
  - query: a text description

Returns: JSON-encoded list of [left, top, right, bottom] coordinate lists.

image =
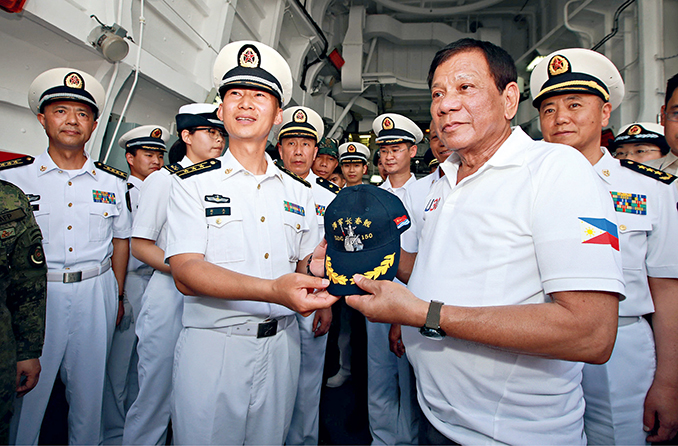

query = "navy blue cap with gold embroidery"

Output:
[[212, 40, 293, 106], [324, 184, 411, 295], [530, 48, 624, 110], [277, 106, 324, 143], [372, 113, 423, 145], [28, 68, 105, 118]]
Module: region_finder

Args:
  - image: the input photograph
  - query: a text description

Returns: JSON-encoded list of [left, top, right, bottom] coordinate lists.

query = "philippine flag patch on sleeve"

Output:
[[579, 217, 619, 251]]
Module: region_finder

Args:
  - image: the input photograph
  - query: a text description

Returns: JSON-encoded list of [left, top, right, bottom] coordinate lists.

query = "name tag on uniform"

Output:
[[93, 190, 116, 204], [284, 201, 305, 216], [0, 208, 25, 224], [206, 207, 231, 217], [610, 191, 647, 215]]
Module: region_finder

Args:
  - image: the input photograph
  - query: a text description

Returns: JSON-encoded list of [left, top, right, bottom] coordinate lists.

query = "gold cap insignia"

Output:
[[294, 109, 307, 123], [151, 128, 163, 138], [382, 117, 394, 130], [628, 125, 642, 136], [347, 144, 356, 153], [548, 55, 570, 77], [238, 45, 260, 69], [64, 72, 84, 89]]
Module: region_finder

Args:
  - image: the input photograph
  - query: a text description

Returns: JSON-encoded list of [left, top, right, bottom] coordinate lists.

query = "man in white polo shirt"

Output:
[[338, 38, 624, 446]]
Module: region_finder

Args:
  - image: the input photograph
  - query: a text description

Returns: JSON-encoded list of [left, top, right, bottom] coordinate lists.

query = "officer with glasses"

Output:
[[610, 122, 669, 164]]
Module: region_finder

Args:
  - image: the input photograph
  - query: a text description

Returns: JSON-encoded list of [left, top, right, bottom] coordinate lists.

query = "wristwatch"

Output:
[[419, 300, 446, 340]]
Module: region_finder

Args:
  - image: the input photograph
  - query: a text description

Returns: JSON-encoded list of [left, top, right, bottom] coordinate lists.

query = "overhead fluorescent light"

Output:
[[526, 55, 546, 72]]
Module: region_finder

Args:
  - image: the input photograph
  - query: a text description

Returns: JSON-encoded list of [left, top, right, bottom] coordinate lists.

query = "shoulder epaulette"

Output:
[[163, 163, 183, 174], [94, 161, 128, 180], [316, 176, 340, 194], [175, 158, 221, 180], [620, 159, 677, 185], [0, 155, 35, 171], [274, 159, 311, 188]]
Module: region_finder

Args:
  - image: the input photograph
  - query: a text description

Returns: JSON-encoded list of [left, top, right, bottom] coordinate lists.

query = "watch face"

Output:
[[419, 326, 445, 341]]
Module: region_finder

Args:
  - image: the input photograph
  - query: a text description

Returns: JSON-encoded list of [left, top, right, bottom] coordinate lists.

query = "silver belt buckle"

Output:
[[63, 271, 83, 283]]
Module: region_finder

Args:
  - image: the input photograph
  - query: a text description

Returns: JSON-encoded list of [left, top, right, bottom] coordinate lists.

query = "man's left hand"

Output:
[[644, 379, 678, 442], [312, 307, 332, 337], [16, 358, 41, 397], [116, 299, 124, 326]]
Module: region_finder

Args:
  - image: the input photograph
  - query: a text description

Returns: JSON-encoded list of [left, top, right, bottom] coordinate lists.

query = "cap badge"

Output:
[[151, 128, 163, 138], [548, 55, 570, 77], [294, 109, 307, 123], [628, 125, 642, 136], [238, 45, 260, 68], [64, 72, 84, 89], [347, 144, 356, 153], [382, 117, 394, 130]]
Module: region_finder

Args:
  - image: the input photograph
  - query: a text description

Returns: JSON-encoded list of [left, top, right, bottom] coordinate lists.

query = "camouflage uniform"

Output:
[[0, 180, 46, 443]]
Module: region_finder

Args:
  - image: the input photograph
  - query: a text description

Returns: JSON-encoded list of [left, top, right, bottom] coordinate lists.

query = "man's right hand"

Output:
[[271, 273, 337, 316]]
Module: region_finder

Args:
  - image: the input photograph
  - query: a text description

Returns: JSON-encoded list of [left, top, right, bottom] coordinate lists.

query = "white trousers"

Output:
[[286, 311, 328, 445], [171, 320, 300, 445], [582, 317, 656, 445], [11, 269, 118, 445], [366, 321, 419, 446], [102, 267, 152, 444], [122, 270, 183, 445]]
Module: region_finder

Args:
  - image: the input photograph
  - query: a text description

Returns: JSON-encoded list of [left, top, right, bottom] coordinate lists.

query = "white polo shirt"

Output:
[[594, 149, 678, 316], [404, 168, 442, 252], [0, 150, 130, 270], [402, 127, 625, 446], [165, 151, 319, 329], [133, 157, 191, 252]]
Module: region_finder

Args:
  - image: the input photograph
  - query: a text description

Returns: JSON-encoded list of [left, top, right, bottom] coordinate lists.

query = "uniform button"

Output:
[[264, 253, 269, 259], [104, 212, 108, 217], [260, 216, 265, 222], [68, 247, 73, 252], [296, 224, 300, 229], [620, 224, 627, 231], [68, 202, 73, 207], [58, 170, 63, 174], [68, 181, 72, 186], [67, 225, 72, 230], [216, 218, 222, 224], [257, 184, 261, 190]]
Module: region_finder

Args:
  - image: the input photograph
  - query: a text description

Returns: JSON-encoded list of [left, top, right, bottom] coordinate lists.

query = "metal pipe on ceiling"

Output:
[[371, 0, 503, 16]]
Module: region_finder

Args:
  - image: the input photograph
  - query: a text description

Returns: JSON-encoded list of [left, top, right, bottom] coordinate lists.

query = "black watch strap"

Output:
[[424, 300, 444, 329]]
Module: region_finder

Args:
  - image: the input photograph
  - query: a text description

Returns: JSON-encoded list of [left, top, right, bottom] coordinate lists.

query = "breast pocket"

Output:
[[205, 209, 245, 263], [283, 212, 309, 262], [89, 204, 119, 242], [33, 205, 50, 244], [618, 218, 652, 271]]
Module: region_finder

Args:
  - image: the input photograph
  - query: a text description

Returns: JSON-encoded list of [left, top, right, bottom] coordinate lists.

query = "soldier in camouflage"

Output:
[[0, 180, 46, 444]]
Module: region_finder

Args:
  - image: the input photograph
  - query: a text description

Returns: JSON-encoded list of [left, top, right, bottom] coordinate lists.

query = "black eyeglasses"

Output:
[[194, 127, 227, 139]]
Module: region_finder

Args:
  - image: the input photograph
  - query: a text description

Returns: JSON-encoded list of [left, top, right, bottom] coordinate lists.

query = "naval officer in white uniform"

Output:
[[123, 104, 225, 445], [532, 48, 678, 445], [103, 124, 169, 444], [275, 105, 338, 445], [0, 67, 130, 445], [165, 41, 337, 445]]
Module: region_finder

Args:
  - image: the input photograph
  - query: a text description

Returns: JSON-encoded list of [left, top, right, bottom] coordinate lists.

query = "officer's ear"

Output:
[[37, 113, 46, 129], [181, 129, 192, 145]]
